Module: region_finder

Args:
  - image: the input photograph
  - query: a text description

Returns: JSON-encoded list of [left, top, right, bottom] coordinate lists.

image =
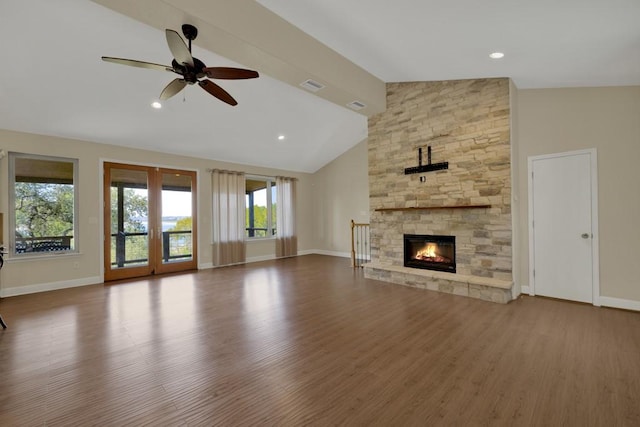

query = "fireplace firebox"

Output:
[[404, 234, 456, 273]]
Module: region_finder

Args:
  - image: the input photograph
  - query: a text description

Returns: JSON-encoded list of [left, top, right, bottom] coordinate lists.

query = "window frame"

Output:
[[245, 175, 276, 240], [8, 152, 80, 258]]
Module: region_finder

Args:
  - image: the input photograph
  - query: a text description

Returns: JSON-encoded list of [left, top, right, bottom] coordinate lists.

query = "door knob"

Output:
[[581, 233, 590, 239]]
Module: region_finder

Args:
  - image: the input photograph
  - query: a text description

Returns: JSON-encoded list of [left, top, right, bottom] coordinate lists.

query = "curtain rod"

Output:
[[207, 168, 243, 174], [207, 168, 298, 181]]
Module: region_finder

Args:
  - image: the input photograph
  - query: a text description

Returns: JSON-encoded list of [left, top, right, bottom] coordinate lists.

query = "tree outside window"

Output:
[[10, 153, 78, 255]]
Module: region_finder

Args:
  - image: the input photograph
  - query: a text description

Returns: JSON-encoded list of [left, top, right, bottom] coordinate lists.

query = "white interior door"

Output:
[[529, 150, 598, 303]]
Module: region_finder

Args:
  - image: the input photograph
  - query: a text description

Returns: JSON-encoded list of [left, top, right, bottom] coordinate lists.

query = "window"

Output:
[[245, 177, 276, 238], [9, 153, 79, 256]]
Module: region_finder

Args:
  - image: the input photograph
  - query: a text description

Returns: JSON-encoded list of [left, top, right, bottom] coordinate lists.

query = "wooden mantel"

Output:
[[374, 204, 491, 212]]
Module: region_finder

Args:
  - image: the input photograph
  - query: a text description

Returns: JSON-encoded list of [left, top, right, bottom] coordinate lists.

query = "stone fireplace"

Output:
[[404, 234, 456, 273], [364, 78, 514, 303]]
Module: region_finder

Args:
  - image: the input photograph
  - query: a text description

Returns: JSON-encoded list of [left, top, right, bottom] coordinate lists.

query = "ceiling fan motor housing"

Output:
[[181, 24, 198, 41], [172, 57, 207, 84]]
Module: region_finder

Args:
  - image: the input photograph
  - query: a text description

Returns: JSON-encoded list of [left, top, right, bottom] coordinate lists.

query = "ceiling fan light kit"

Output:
[[101, 24, 259, 106]]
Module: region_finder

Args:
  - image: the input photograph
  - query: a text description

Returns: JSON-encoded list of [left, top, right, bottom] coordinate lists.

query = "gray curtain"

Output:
[[275, 176, 297, 257], [211, 169, 246, 266]]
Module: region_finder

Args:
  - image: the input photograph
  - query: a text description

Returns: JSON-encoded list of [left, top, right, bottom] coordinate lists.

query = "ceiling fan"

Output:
[[102, 24, 259, 106]]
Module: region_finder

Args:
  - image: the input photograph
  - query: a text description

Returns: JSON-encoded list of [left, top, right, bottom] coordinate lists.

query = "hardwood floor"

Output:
[[1, 254, 639, 426]]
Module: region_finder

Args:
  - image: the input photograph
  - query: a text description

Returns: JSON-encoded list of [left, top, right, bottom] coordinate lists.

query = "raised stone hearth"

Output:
[[366, 78, 514, 303], [365, 262, 513, 304]]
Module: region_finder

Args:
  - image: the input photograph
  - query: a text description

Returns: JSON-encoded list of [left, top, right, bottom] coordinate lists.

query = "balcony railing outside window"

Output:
[[15, 236, 73, 254], [245, 227, 276, 238], [110, 230, 192, 267]]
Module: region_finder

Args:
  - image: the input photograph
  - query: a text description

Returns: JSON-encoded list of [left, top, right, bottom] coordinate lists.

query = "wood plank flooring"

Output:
[[1, 254, 639, 426]]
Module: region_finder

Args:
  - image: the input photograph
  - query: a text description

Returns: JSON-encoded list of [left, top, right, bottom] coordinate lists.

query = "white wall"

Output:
[[5, 86, 639, 307], [311, 139, 370, 257], [516, 86, 640, 304], [0, 129, 315, 296]]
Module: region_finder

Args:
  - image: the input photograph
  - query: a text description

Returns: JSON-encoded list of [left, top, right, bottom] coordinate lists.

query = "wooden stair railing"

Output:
[[350, 219, 370, 268]]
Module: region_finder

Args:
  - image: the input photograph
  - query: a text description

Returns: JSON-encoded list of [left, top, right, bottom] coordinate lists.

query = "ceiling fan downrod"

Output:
[[181, 24, 198, 52]]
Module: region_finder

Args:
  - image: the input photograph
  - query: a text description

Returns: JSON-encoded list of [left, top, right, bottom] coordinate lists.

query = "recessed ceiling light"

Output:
[[151, 101, 162, 109], [278, 135, 285, 141], [489, 52, 505, 59]]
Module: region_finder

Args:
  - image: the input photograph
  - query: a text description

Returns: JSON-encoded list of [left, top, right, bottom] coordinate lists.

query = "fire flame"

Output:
[[416, 243, 437, 259]]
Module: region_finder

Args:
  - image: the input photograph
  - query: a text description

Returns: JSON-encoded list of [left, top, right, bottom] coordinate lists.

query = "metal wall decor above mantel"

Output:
[[404, 145, 448, 175]]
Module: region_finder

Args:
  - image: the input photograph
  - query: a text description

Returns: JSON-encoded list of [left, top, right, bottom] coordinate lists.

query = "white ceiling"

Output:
[[257, 0, 640, 88], [0, 0, 367, 173], [1, 0, 638, 173]]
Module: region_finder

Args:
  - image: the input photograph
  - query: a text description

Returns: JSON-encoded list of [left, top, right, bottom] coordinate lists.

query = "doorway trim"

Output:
[[98, 158, 200, 282], [527, 148, 600, 306]]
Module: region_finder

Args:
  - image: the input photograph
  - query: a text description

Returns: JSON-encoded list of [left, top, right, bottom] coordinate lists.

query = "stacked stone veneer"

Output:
[[365, 78, 513, 301]]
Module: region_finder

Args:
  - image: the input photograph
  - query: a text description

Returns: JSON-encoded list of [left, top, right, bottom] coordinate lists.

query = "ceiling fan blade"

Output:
[[199, 80, 238, 106], [203, 67, 259, 80], [165, 29, 194, 67], [102, 56, 173, 72], [159, 79, 187, 100]]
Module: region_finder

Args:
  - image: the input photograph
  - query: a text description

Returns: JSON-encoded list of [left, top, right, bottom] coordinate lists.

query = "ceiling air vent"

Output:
[[300, 79, 325, 92], [347, 100, 366, 111]]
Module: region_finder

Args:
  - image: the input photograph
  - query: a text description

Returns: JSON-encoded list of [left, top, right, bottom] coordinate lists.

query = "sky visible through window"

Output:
[[133, 185, 273, 217], [252, 188, 267, 206], [133, 188, 191, 217], [162, 190, 192, 216]]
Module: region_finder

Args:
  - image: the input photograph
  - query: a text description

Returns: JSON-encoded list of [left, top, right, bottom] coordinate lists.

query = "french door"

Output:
[[103, 162, 197, 281]]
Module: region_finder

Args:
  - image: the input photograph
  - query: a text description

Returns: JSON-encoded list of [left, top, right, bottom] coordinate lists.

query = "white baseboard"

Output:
[[0, 251, 353, 297], [246, 250, 350, 263], [599, 296, 640, 312], [521, 285, 532, 295], [1, 276, 101, 298], [217, 251, 312, 266], [297, 249, 316, 256], [511, 287, 521, 300], [246, 254, 277, 263], [307, 249, 351, 258], [199, 252, 316, 268], [519, 287, 639, 312]]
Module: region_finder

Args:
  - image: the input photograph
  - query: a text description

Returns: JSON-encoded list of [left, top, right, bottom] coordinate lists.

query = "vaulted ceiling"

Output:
[[1, 0, 637, 172]]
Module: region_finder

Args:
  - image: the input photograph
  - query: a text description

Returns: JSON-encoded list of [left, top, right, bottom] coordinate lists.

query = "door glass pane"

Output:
[[110, 169, 149, 269], [161, 172, 193, 264]]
